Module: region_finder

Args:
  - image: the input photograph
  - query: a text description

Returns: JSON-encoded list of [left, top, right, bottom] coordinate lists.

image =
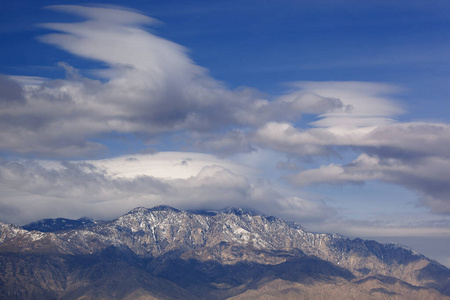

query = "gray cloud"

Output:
[[288, 154, 450, 214], [366, 122, 450, 159], [254, 122, 450, 159], [0, 76, 25, 107], [190, 130, 256, 156]]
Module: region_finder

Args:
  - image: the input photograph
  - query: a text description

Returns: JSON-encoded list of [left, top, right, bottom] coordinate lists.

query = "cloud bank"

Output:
[[0, 154, 334, 225]]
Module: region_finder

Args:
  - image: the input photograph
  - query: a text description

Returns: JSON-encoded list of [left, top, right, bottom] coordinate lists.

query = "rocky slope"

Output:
[[0, 205, 449, 299]]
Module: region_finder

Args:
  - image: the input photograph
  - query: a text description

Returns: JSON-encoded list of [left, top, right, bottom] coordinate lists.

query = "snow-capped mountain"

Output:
[[0, 205, 449, 299]]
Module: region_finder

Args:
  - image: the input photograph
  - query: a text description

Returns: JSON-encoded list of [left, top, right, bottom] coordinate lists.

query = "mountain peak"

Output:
[[150, 205, 180, 212], [125, 205, 180, 216], [22, 217, 97, 232], [221, 207, 262, 216]]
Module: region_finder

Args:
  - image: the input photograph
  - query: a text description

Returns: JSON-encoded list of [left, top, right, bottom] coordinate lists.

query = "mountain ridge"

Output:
[[0, 205, 449, 299]]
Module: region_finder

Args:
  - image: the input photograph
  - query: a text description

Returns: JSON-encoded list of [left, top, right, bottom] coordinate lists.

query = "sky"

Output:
[[1, 0, 450, 267]]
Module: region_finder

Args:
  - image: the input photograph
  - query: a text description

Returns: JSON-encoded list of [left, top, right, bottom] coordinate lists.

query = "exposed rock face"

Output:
[[0, 205, 449, 299]]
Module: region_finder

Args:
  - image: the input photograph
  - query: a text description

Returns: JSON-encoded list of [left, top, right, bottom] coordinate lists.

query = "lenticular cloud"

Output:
[[0, 6, 255, 157]]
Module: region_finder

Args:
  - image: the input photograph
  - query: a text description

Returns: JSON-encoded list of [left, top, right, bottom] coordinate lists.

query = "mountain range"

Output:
[[0, 205, 449, 299]]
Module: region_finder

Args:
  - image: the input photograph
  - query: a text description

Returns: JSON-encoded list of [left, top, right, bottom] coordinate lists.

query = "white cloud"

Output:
[[254, 122, 338, 156], [253, 81, 407, 156], [85, 152, 256, 179], [46, 5, 158, 25]]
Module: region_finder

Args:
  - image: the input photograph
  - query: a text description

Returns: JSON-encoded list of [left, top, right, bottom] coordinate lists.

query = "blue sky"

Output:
[[1, 1, 450, 266]]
